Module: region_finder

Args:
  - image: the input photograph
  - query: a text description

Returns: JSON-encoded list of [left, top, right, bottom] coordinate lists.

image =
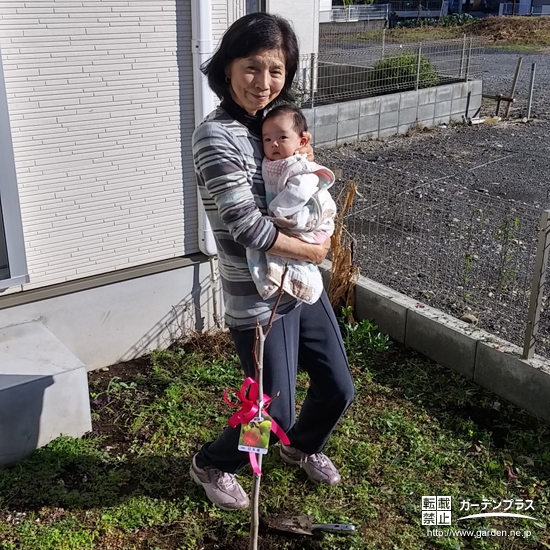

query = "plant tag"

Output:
[[238, 415, 272, 454]]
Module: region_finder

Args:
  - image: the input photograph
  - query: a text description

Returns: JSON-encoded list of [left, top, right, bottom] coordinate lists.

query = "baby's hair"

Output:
[[263, 104, 308, 135]]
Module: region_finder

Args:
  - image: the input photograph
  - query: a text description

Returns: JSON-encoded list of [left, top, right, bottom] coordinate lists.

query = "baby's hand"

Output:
[[313, 232, 329, 244]]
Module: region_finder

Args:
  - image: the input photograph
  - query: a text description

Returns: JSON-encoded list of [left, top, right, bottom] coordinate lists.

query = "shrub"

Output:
[[441, 13, 475, 26], [396, 14, 474, 28], [396, 18, 438, 28], [367, 52, 439, 92]]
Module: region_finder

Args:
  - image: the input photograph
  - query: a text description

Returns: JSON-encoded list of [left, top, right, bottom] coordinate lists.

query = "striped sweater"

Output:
[[192, 106, 298, 329]]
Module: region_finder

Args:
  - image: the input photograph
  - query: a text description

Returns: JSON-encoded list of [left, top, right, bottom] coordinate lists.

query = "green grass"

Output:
[[484, 44, 546, 53], [0, 316, 549, 549]]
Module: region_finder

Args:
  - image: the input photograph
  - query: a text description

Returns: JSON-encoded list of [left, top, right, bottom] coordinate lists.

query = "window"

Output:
[[0, 47, 28, 289], [246, 0, 267, 13]]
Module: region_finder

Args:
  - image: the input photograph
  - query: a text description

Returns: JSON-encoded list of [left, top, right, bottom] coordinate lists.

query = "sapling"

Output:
[[249, 267, 288, 550]]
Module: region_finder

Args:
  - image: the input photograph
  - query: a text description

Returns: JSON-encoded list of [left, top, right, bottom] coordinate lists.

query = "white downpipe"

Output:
[[191, 0, 217, 257], [191, 0, 221, 327]]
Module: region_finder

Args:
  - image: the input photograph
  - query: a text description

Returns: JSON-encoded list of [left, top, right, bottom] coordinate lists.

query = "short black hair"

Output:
[[202, 13, 299, 104], [263, 104, 308, 135]]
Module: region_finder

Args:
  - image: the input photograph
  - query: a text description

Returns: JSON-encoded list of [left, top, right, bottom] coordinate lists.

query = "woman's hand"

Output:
[[268, 232, 330, 265], [309, 237, 331, 265], [297, 131, 314, 162]]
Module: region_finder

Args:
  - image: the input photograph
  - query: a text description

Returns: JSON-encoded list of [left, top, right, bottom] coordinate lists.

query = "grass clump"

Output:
[[0, 324, 549, 549]]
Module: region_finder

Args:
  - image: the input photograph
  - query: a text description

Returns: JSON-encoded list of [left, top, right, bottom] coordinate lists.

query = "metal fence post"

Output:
[[527, 62, 536, 120], [415, 44, 422, 91], [465, 37, 472, 82], [523, 209, 550, 360], [310, 52, 315, 109], [459, 33, 466, 79], [382, 28, 386, 58]]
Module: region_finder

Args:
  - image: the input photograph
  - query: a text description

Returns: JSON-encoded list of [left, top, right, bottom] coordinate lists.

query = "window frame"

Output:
[[246, 0, 267, 14], [0, 46, 29, 290]]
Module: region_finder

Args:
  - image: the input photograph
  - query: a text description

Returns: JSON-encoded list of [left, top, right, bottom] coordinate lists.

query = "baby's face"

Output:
[[262, 114, 304, 161]]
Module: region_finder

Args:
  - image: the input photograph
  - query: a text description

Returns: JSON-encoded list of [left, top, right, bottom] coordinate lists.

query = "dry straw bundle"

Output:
[[328, 180, 360, 321]]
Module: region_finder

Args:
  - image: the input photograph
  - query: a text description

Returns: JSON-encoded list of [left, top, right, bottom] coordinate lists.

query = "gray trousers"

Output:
[[195, 290, 355, 473]]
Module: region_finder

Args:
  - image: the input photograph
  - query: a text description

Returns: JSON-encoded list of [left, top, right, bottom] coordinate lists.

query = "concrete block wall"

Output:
[[305, 80, 482, 147], [0, 321, 92, 465]]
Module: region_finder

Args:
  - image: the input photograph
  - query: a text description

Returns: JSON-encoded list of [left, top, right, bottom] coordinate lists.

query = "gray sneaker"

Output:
[[190, 454, 249, 511], [279, 444, 341, 486]]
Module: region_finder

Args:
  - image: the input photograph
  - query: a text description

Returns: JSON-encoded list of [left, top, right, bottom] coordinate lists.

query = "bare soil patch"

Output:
[[317, 117, 550, 355], [387, 15, 550, 48], [468, 16, 550, 47]]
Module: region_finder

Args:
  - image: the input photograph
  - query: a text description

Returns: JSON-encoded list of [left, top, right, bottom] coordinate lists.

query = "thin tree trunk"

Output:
[[249, 267, 288, 550]]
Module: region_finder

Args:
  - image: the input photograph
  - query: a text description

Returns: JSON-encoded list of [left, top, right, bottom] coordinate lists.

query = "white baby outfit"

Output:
[[247, 153, 337, 304]]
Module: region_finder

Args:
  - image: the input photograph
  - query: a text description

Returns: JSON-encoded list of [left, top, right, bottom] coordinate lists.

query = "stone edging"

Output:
[[321, 261, 550, 423]]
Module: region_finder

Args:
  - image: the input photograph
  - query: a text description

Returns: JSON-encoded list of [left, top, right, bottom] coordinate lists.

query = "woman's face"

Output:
[[226, 49, 286, 115]]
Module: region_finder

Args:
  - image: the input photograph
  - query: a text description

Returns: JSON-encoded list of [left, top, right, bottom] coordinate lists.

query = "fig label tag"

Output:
[[238, 415, 272, 454]]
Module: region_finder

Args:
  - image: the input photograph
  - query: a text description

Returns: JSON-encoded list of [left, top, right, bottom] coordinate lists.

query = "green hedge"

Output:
[[367, 53, 439, 92]]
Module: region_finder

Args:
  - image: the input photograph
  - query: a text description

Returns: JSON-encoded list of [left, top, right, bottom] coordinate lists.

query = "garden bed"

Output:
[[0, 324, 549, 549]]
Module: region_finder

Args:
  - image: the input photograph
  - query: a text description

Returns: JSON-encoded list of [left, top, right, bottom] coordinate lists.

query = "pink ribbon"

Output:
[[224, 377, 290, 475]]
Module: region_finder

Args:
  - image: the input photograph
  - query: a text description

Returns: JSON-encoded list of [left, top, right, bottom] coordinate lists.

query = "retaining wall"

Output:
[[320, 263, 550, 425], [303, 80, 482, 147]]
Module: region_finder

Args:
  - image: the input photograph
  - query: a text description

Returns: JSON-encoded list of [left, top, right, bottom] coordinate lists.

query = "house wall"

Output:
[[0, 1, 198, 294], [530, 0, 550, 11], [0, 256, 218, 370], [212, 0, 229, 48], [269, 0, 319, 55]]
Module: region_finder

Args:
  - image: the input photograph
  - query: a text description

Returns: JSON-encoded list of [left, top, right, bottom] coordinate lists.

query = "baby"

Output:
[[247, 104, 337, 304]]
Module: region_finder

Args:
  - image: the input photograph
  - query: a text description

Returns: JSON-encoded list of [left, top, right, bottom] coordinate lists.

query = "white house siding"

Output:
[[0, 1, 197, 292], [212, 0, 228, 49]]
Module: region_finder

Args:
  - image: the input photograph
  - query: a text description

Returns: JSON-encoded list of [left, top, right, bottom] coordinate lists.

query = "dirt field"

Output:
[[389, 15, 550, 49], [466, 16, 550, 48], [316, 47, 550, 356]]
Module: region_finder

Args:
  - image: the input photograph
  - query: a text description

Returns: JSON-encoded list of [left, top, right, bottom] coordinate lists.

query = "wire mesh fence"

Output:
[[329, 4, 391, 22], [295, 35, 483, 108], [319, 24, 465, 51], [321, 155, 544, 352]]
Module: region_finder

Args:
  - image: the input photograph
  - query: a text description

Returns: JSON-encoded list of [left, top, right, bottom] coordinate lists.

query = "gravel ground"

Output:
[[316, 48, 550, 356]]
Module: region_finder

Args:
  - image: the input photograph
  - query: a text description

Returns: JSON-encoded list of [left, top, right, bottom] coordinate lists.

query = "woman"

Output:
[[190, 12, 355, 511]]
